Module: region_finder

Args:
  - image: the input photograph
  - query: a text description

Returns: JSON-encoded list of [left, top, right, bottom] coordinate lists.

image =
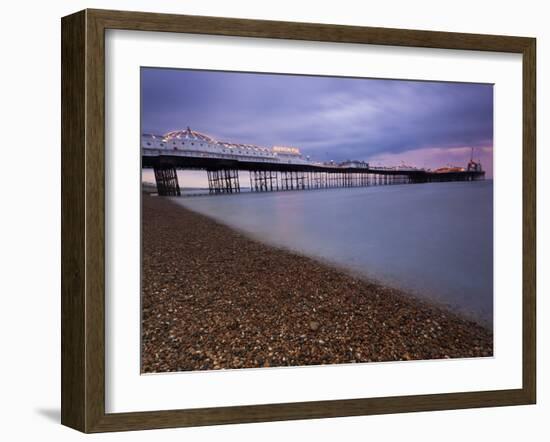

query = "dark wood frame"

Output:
[[61, 8, 536, 433]]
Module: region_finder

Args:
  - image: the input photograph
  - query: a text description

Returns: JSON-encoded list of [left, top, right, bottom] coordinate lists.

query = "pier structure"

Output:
[[142, 127, 485, 196], [144, 156, 484, 196], [153, 163, 181, 196], [206, 169, 240, 194]]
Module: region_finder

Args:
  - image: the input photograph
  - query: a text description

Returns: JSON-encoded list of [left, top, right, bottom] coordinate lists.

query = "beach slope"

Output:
[[142, 193, 492, 373]]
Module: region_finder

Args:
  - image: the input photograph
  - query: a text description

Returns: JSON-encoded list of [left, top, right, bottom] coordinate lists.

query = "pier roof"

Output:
[[163, 127, 216, 143]]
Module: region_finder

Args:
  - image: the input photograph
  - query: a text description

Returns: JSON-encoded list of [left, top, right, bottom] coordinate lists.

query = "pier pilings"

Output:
[[153, 164, 181, 196], [207, 169, 240, 194], [146, 156, 485, 196]]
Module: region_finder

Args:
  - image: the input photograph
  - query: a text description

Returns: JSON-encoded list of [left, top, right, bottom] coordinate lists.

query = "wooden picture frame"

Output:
[[61, 8, 536, 433]]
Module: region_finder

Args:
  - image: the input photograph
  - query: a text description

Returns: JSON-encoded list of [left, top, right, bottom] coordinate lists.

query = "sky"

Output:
[[141, 68, 493, 177]]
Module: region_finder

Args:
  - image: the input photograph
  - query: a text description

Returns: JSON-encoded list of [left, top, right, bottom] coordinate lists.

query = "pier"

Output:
[[143, 155, 484, 196], [141, 128, 485, 196]]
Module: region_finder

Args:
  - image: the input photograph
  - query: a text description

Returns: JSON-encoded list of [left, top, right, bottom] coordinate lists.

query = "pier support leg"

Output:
[[208, 169, 240, 194], [154, 165, 180, 196]]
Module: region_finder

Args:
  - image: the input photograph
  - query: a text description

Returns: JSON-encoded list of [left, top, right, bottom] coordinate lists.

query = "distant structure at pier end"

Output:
[[142, 127, 485, 196], [467, 147, 483, 172]]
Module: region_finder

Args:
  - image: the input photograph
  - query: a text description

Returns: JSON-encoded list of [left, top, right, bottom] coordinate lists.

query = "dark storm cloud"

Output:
[[141, 68, 493, 165]]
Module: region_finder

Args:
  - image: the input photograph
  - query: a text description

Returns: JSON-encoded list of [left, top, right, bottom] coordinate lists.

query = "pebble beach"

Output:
[[141, 193, 493, 373]]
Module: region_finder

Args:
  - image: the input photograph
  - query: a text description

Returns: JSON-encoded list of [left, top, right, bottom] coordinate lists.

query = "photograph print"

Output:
[[140, 68, 493, 373]]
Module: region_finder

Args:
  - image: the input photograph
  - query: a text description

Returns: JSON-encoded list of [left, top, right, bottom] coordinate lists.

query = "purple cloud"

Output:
[[141, 68, 493, 174]]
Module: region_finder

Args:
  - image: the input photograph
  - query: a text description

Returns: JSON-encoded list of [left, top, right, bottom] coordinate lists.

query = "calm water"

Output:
[[172, 181, 493, 326]]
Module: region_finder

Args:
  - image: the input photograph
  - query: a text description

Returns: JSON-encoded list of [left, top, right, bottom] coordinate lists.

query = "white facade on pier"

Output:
[[141, 127, 312, 165]]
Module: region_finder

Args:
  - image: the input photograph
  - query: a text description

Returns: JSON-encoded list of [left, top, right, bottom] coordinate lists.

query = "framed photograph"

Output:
[[61, 9, 536, 433]]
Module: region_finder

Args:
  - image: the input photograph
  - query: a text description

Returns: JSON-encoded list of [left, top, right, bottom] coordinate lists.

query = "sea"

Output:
[[172, 181, 493, 327]]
